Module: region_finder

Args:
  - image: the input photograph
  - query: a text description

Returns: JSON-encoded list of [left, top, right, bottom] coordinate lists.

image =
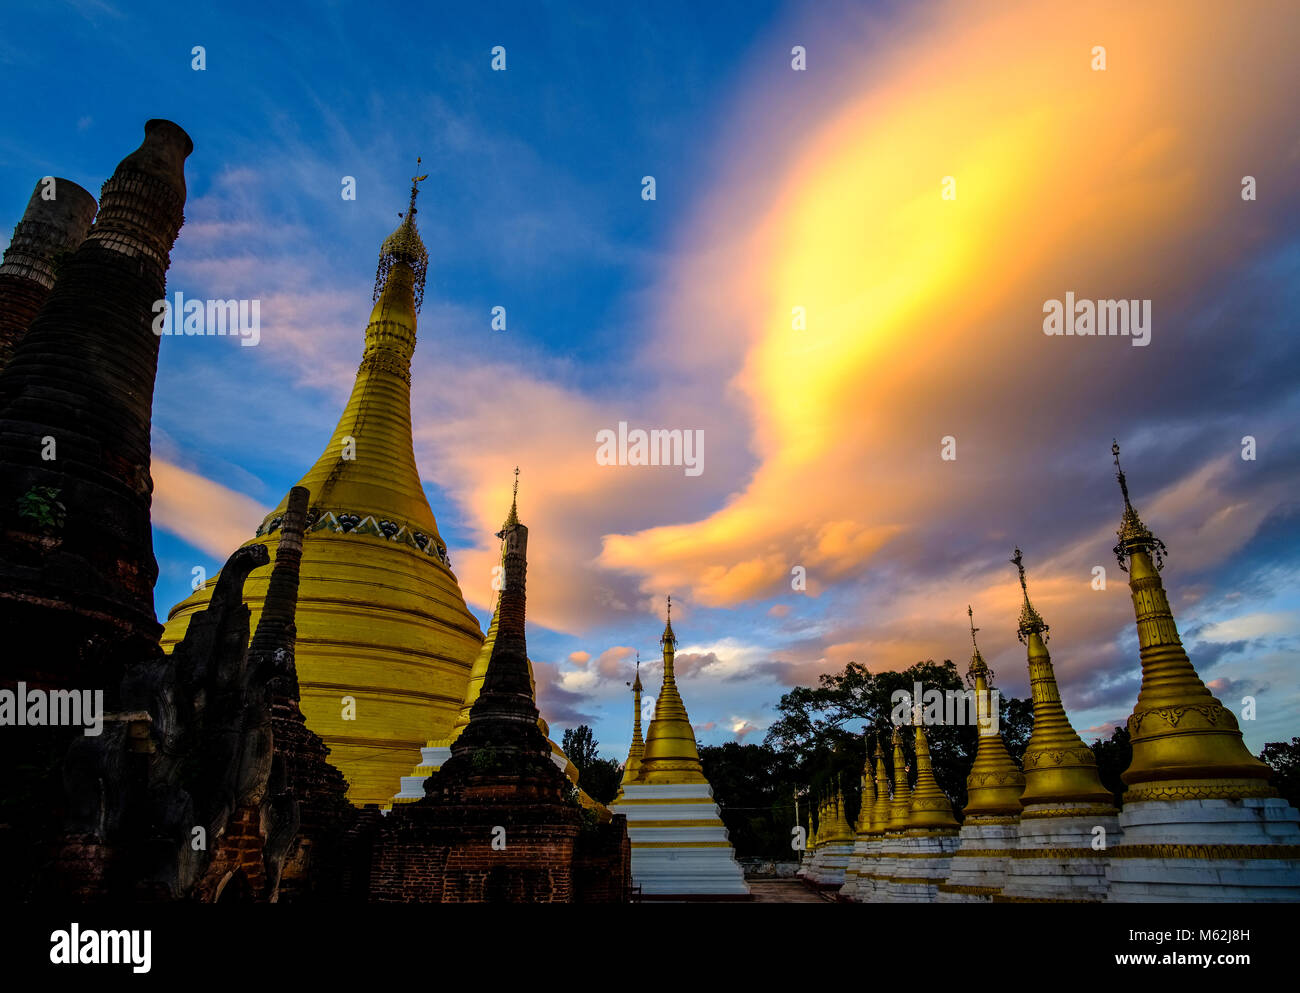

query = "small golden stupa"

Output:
[[1011, 548, 1115, 809]]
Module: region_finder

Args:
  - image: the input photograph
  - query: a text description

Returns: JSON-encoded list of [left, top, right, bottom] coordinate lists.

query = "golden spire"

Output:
[[616, 652, 645, 797], [1010, 548, 1114, 808], [907, 721, 959, 829], [638, 596, 708, 784], [869, 737, 893, 834], [962, 605, 1025, 817], [887, 724, 913, 829], [265, 175, 443, 548], [854, 742, 876, 834], [1110, 442, 1273, 800], [828, 776, 853, 842]]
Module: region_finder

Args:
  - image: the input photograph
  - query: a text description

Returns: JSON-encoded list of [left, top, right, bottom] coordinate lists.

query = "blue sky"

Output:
[[3, 0, 1298, 764]]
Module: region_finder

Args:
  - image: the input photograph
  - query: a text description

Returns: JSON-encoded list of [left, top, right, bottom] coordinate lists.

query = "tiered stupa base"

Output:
[[1107, 796, 1300, 902], [885, 829, 959, 902], [611, 783, 749, 898], [795, 849, 815, 878], [807, 840, 853, 888], [861, 831, 905, 902], [839, 838, 879, 901], [998, 804, 1120, 903], [936, 818, 1019, 902]]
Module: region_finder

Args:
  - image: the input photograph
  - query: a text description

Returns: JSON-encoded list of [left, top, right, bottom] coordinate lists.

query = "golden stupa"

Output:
[[870, 738, 893, 834], [637, 597, 709, 785], [962, 606, 1025, 817], [1110, 442, 1273, 801], [1011, 548, 1115, 809], [826, 780, 853, 843], [854, 748, 875, 834], [161, 168, 484, 806], [907, 722, 959, 830], [887, 724, 913, 830]]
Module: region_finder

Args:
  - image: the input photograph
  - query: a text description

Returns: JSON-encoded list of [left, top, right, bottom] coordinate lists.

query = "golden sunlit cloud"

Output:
[[597, 0, 1300, 625]]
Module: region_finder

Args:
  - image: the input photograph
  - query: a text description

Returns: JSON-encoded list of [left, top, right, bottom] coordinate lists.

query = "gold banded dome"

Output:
[[160, 175, 483, 806]]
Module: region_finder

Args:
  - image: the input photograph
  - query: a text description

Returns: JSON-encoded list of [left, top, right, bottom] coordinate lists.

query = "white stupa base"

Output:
[[936, 819, 1020, 903], [999, 805, 1120, 903], [840, 837, 880, 901], [611, 782, 750, 897], [391, 743, 573, 805], [795, 850, 815, 878], [391, 745, 451, 803], [861, 831, 906, 902], [885, 830, 959, 903], [802, 849, 828, 881], [807, 840, 853, 888], [1106, 796, 1300, 902]]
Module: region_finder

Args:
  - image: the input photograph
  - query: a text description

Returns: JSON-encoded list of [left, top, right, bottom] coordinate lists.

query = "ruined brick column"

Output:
[[0, 178, 97, 371], [0, 119, 192, 692]]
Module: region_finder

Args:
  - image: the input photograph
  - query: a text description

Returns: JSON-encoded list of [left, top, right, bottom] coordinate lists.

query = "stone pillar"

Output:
[[0, 178, 97, 370], [0, 119, 192, 693]]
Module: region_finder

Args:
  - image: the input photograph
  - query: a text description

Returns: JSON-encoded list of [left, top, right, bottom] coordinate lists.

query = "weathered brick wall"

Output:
[[573, 815, 632, 903], [194, 805, 269, 902], [367, 789, 594, 903]]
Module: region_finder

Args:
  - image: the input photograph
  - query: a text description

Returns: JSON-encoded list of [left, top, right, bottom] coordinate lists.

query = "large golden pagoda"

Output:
[[161, 170, 484, 806], [1110, 442, 1273, 801], [638, 597, 709, 785], [1010, 548, 1115, 809]]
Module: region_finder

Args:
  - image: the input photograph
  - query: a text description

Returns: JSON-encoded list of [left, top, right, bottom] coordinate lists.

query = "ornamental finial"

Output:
[[1111, 440, 1166, 573], [407, 156, 428, 219], [374, 160, 430, 311], [1011, 547, 1048, 644], [966, 604, 993, 684]]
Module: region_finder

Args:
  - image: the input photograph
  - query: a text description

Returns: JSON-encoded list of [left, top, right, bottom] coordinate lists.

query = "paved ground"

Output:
[[746, 879, 837, 903]]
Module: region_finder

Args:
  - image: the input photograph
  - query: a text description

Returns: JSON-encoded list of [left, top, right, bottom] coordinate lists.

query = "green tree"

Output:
[[1089, 725, 1133, 807], [561, 725, 622, 805], [1260, 737, 1300, 812], [699, 742, 799, 859]]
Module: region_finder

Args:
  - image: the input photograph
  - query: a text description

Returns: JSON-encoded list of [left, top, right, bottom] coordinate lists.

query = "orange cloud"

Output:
[[151, 458, 267, 559]]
